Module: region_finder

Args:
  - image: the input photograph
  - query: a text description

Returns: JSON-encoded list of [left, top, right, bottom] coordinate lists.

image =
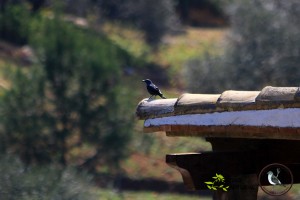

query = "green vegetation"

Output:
[[1, 0, 299, 199], [96, 0, 178, 47], [0, 5, 136, 172], [96, 189, 211, 200], [0, 3, 30, 45], [103, 23, 226, 87], [205, 173, 229, 192], [186, 0, 300, 93], [0, 154, 97, 200]]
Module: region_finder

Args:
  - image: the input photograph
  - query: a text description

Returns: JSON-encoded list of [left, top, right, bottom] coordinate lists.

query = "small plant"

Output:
[[205, 173, 230, 192]]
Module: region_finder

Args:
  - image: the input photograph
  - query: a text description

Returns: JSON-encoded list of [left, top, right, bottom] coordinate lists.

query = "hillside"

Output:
[[0, 4, 226, 199], [0, 22, 225, 194]]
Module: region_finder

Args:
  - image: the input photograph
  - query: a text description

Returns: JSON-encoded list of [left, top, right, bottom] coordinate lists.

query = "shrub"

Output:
[[0, 4, 31, 45], [98, 0, 178, 47], [124, 0, 178, 47], [184, 54, 228, 93], [0, 154, 97, 200], [0, 10, 135, 171], [226, 0, 300, 89], [186, 0, 300, 92]]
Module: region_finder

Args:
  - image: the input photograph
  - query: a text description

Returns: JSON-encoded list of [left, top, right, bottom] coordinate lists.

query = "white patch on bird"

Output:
[[144, 108, 300, 127]]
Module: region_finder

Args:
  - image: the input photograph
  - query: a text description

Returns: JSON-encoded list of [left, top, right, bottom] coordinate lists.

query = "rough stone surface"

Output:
[[175, 93, 220, 114], [256, 86, 298, 102]]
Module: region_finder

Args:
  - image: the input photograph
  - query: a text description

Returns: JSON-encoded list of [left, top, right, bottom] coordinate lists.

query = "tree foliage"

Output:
[[122, 0, 178, 47], [0, 3, 31, 45], [0, 6, 135, 171], [0, 154, 97, 200], [96, 0, 179, 47], [1, 0, 179, 47], [186, 0, 300, 93]]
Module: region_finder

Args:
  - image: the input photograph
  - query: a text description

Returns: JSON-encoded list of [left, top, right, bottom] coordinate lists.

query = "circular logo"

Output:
[[258, 163, 293, 196]]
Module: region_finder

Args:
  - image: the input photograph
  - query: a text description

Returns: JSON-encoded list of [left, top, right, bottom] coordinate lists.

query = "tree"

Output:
[[225, 0, 300, 89], [97, 0, 178, 47], [0, 10, 135, 171], [123, 0, 178, 47], [186, 0, 300, 92], [0, 3, 31, 45], [0, 67, 51, 165]]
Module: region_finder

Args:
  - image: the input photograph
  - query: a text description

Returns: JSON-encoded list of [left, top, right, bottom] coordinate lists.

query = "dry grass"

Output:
[[123, 126, 212, 182], [157, 27, 227, 69], [102, 23, 227, 71]]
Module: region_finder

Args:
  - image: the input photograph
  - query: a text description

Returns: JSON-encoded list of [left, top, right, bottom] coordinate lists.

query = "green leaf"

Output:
[[217, 174, 224, 179], [212, 186, 217, 190], [207, 185, 212, 189], [219, 185, 223, 188], [204, 182, 213, 184], [223, 188, 228, 192]]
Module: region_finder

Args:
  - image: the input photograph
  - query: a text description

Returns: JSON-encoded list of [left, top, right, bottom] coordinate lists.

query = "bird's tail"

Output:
[[159, 94, 167, 99]]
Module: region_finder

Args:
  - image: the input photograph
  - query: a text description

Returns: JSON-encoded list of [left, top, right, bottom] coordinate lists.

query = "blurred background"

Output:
[[0, 0, 299, 199]]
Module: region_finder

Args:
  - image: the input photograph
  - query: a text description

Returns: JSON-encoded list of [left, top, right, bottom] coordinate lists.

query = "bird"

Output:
[[142, 79, 166, 99], [267, 170, 282, 186]]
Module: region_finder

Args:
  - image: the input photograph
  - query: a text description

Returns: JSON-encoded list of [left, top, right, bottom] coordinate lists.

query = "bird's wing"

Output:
[[152, 83, 159, 90], [150, 84, 162, 94], [269, 175, 281, 185], [271, 176, 281, 185]]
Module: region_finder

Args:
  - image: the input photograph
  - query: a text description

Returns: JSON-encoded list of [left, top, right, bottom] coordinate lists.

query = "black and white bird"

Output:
[[142, 79, 166, 99], [267, 170, 282, 186]]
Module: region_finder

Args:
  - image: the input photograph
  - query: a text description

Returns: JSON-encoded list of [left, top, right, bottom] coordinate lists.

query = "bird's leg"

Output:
[[148, 95, 154, 100]]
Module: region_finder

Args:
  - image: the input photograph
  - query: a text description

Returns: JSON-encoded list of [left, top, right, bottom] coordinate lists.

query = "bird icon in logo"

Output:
[[259, 163, 292, 196], [267, 168, 284, 186]]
